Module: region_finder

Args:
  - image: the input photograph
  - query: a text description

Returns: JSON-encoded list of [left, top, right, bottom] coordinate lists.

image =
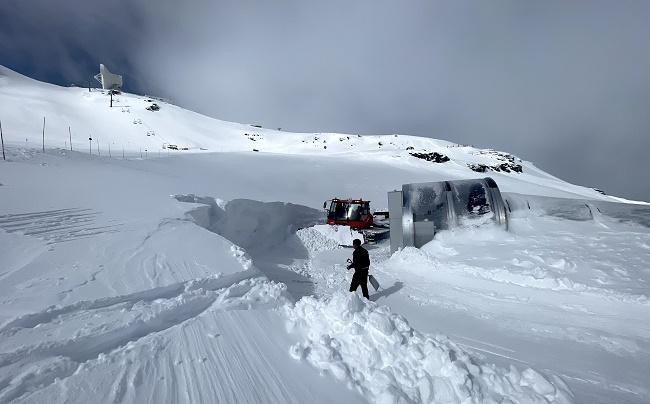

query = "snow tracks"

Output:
[[0, 270, 286, 402], [0, 208, 122, 245]]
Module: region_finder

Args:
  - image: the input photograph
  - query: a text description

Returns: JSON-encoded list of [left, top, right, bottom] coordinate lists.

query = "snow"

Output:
[[1, 66, 649, 403], [371, 216, 650, 400], [305, 225, 366, 247], [1, 64, 642, 204], [286, 292, 574, 404], [0, 272, 286, 402]]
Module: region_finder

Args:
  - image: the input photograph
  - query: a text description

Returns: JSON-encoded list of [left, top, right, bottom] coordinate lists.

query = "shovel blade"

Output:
[[369, 275, 380, 291]]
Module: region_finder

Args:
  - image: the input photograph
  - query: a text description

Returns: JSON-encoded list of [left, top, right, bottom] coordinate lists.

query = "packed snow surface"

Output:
[[1, 66, 649, 403]]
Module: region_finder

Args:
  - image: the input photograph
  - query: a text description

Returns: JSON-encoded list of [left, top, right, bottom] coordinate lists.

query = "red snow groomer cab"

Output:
[[324, 199, 390, 244], [324, 199, 374, 229]]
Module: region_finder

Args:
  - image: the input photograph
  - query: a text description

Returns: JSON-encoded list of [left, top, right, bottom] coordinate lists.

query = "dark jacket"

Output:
[[348, 246, 370, 271]]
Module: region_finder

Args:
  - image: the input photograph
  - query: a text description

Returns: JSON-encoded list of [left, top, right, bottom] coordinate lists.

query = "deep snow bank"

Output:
[[297, 225, 365, 253], [285, 293, 574, 404], [215, 199, 323, 254], [176, 194, 323, 254], [386, 217, 650, 306]]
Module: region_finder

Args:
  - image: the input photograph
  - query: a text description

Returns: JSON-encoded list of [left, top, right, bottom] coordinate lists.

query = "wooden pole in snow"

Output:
[[1, 120, 5, 161], [42, 116, 45, 152], [108, 143, 111, 158], [69, 126, 72, 151], [89, 136, 92, 155]]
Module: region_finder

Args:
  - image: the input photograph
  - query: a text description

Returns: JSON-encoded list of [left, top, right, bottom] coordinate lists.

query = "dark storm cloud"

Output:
[[1, 1, 649, 200], [0, 0, 146, 89]]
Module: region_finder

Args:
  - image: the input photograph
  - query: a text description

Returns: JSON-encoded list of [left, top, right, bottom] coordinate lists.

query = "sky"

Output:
[[1, 0, 649, 201]]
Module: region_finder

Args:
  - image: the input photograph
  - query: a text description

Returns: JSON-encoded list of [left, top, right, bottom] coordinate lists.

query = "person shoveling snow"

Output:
[[346, 238, 380, 298]]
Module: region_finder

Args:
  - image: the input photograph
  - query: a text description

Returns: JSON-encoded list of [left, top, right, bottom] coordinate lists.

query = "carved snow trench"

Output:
[[174, 194, 324, 302], [0, 194, 322, 402]]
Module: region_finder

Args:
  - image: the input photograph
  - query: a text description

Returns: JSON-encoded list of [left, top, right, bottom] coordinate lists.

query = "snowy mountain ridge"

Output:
[[0, 64, 635, 203]]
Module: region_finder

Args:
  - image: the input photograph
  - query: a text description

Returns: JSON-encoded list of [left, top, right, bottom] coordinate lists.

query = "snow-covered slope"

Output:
[[1, 67, 649, 404], [0, 65, 635, 203]]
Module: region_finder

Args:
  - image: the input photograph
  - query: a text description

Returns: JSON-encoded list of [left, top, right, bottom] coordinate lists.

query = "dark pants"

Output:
[[349, 269, 369, 299]]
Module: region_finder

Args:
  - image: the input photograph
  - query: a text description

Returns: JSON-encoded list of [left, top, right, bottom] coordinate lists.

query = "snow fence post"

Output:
[[42, 116, 45, 153], [69, 126, 72, 151], [1, 120, 5, 161]]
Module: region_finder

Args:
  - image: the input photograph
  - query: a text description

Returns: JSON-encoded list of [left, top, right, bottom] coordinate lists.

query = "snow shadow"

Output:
[[370, 281, 404, 302], [175, 194, 324, 301]]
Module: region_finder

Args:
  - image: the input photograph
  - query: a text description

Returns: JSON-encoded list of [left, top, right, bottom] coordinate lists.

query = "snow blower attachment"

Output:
[[388, 177, 508, 253], [324, 199, 390, 244]]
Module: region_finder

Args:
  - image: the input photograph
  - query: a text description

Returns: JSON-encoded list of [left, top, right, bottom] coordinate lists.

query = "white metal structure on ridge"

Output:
[[94, 64, 122, 90]]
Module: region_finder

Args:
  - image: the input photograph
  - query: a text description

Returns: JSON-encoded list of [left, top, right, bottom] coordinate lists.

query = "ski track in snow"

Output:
[[0, 270, 286, 402], [0, 209, 122, 245]]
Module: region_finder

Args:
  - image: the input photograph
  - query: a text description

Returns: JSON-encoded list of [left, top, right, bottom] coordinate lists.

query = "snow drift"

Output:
[[298, 225, 365, 250], [285, 292, 574, 404]]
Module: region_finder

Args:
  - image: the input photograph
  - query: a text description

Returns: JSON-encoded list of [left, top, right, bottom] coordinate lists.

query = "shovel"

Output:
[[368, 274, 380, 291]]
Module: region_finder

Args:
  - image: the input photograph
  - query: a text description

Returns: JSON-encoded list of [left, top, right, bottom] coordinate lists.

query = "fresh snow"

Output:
[[1, 66, 649, 403], [0, 64, 641, 204], [286, 292, 574, 404]]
